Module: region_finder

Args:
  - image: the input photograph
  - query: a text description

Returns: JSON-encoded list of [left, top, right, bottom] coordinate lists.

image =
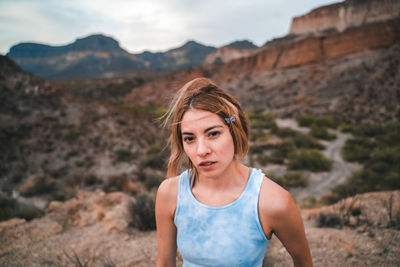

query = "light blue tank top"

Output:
[[174, 168, 269, 267]]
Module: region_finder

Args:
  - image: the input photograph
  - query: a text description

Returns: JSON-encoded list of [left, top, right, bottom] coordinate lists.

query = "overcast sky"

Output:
[[0, 0, 339, 55]]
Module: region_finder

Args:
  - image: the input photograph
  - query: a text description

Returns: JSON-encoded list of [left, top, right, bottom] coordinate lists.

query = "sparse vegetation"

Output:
[[310, 123, 337, 140], [114, 149, 133, 163], [140, 145, 167, 170], [129, 192, 156, 231], [297, 114, 341, 129], [288, 149, 332, 172], [103, 174, 129, 193], [271, 171, 309, 189], [326, 121, 400, 204]]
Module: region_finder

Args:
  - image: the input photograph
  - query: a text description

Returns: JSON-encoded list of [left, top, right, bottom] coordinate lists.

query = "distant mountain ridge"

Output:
[[6, 34, 257, 79]]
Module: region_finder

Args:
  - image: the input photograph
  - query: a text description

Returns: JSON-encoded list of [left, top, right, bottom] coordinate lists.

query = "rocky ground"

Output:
[[0, 190, 399, 267]]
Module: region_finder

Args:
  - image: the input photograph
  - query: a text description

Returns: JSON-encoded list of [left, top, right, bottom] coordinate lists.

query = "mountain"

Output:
[[124, 0, 400, 123], [136, 40, 216, 69], [6, 35, 220, 79], [7, 34, 143, 79], [204, 40, 258, 65]]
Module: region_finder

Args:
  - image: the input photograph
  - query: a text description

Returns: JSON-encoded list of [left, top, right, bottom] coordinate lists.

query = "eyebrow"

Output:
[[182, 125, 223, 135]]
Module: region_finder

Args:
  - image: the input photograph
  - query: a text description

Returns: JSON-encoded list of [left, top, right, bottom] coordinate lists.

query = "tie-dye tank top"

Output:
[[174, 168, 269, 267]]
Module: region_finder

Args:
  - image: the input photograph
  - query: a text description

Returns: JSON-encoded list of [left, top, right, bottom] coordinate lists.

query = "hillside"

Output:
[[124, 14, 400, 122], [0, 54, 168, 218]]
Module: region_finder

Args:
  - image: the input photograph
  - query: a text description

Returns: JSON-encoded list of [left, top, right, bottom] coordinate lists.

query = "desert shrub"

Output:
[[300, 196, 317, 209], [277, 128, 324, 150], [351, 122, 384, 138], [248, 112, 278, 132], [140, 145, 167, 170], [66, 174, 83, 188], [339, 122, 355, 133], [288, 149, 332, 172], [114, 149, 133, 162], [325, 167, 400, 204], [130, 193, 156, 231], [62, 128, 80, 142], [310, 124, 336, 140], [297, 114, 340, 129], [291, 131, 324, 149], [342, 137, 376, 162], [0, 193, 16, 221], [144, 174, 164, 190], [20, 175, 59, 197], [316, 213, 342, 228], [266, 149, 286, 164], [103, 174, 129, 193], [15, 202, 44, 221], [249, 145, 264, 154], [272, 171, 308, 189], [335, 121, 400, 202], [50, 189, 75, 202], [0, 193, 44, 222], [83, 173, 102, 186]]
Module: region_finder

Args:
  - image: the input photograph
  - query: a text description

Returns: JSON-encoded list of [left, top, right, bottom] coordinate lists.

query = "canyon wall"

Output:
[[290, 0, 400, 36]]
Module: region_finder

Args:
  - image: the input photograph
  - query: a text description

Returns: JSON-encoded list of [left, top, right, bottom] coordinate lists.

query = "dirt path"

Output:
[[275, 119, 361, 200]]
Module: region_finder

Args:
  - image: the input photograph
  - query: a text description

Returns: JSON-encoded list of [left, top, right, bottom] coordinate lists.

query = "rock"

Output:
[[307, 191, 400, 228]]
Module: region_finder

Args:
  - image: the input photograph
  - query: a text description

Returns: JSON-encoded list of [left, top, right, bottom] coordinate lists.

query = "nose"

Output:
[[197, 137, 211, 157]]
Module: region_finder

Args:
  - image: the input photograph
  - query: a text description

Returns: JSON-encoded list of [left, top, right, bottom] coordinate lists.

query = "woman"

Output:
[[156, 77, 312, 267]]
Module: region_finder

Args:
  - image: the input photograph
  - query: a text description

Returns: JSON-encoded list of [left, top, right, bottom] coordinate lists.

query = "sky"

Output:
[[0, 0, 339, 55]]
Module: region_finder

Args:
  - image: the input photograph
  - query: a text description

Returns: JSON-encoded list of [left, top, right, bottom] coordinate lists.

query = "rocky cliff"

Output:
[[290, 0, 400, 36], [203, 40, 258, 65], [124, 15, 400, 122]]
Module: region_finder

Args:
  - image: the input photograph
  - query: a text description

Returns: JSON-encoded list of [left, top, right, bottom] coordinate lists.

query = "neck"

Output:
[[196, 159, 249, 190]]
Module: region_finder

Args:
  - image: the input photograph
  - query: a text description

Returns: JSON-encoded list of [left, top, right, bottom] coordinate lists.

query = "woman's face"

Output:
[[181, 109, 235, 179]]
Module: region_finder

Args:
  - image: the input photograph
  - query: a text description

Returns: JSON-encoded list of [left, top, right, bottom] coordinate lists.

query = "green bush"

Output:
[[248, 112, 278, 132], [297, 114, 340, 129], [129, 193, 156, 231], [329, 121, 400, 203], [249, 145, 264, 154], [144, 175, 164, 190], [342, 137, 376, 162], [114, 149, 133, 162], [310, 124, 336, 140], [288, 149, 332, 172], [103, 174, 129, 193], [140, 145, 167, 170], [272, 171, 308, 189]]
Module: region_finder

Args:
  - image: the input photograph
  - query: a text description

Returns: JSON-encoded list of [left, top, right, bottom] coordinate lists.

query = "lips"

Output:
[[199, 161, 216, 166]]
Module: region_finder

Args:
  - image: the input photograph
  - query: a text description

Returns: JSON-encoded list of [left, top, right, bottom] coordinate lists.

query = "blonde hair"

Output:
[[163, 77, 249, 179]]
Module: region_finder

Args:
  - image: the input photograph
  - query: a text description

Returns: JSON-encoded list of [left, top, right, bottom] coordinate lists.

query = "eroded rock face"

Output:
[[307, 191, 400, 229], [290, 0, 400, 36]]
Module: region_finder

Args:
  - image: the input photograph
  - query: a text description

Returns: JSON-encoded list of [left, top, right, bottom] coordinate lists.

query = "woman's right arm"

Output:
[[155, 177, 179, 267]]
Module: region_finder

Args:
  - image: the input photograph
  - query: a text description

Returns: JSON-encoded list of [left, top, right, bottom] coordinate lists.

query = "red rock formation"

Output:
[[290, 0, 400, 36], [124, 17, 400, 108]]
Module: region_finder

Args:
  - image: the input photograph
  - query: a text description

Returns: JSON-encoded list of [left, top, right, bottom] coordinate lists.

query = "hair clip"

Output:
[[225, 115, 236, 125]]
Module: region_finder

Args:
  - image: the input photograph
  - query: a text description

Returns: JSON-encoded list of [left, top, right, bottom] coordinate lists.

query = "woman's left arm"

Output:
[[260, 180, 313, 267]]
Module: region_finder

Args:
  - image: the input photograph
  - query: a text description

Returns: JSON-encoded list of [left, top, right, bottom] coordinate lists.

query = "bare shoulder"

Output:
[[156, 176, 179, 217], [259, 176, 295, 219], [157, 176, 179, 201]]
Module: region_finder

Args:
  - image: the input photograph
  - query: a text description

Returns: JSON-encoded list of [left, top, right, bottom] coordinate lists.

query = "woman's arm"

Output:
[[155, 177, 179, 267], [259, 178, 313, 267]]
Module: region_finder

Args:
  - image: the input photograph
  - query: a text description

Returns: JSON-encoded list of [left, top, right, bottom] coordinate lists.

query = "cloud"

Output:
[[0, 0, 338, 55]]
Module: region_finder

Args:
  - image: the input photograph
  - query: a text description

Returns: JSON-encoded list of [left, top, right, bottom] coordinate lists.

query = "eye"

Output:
[[183, 136, 194, 143], [209, 131, 220, 138]]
